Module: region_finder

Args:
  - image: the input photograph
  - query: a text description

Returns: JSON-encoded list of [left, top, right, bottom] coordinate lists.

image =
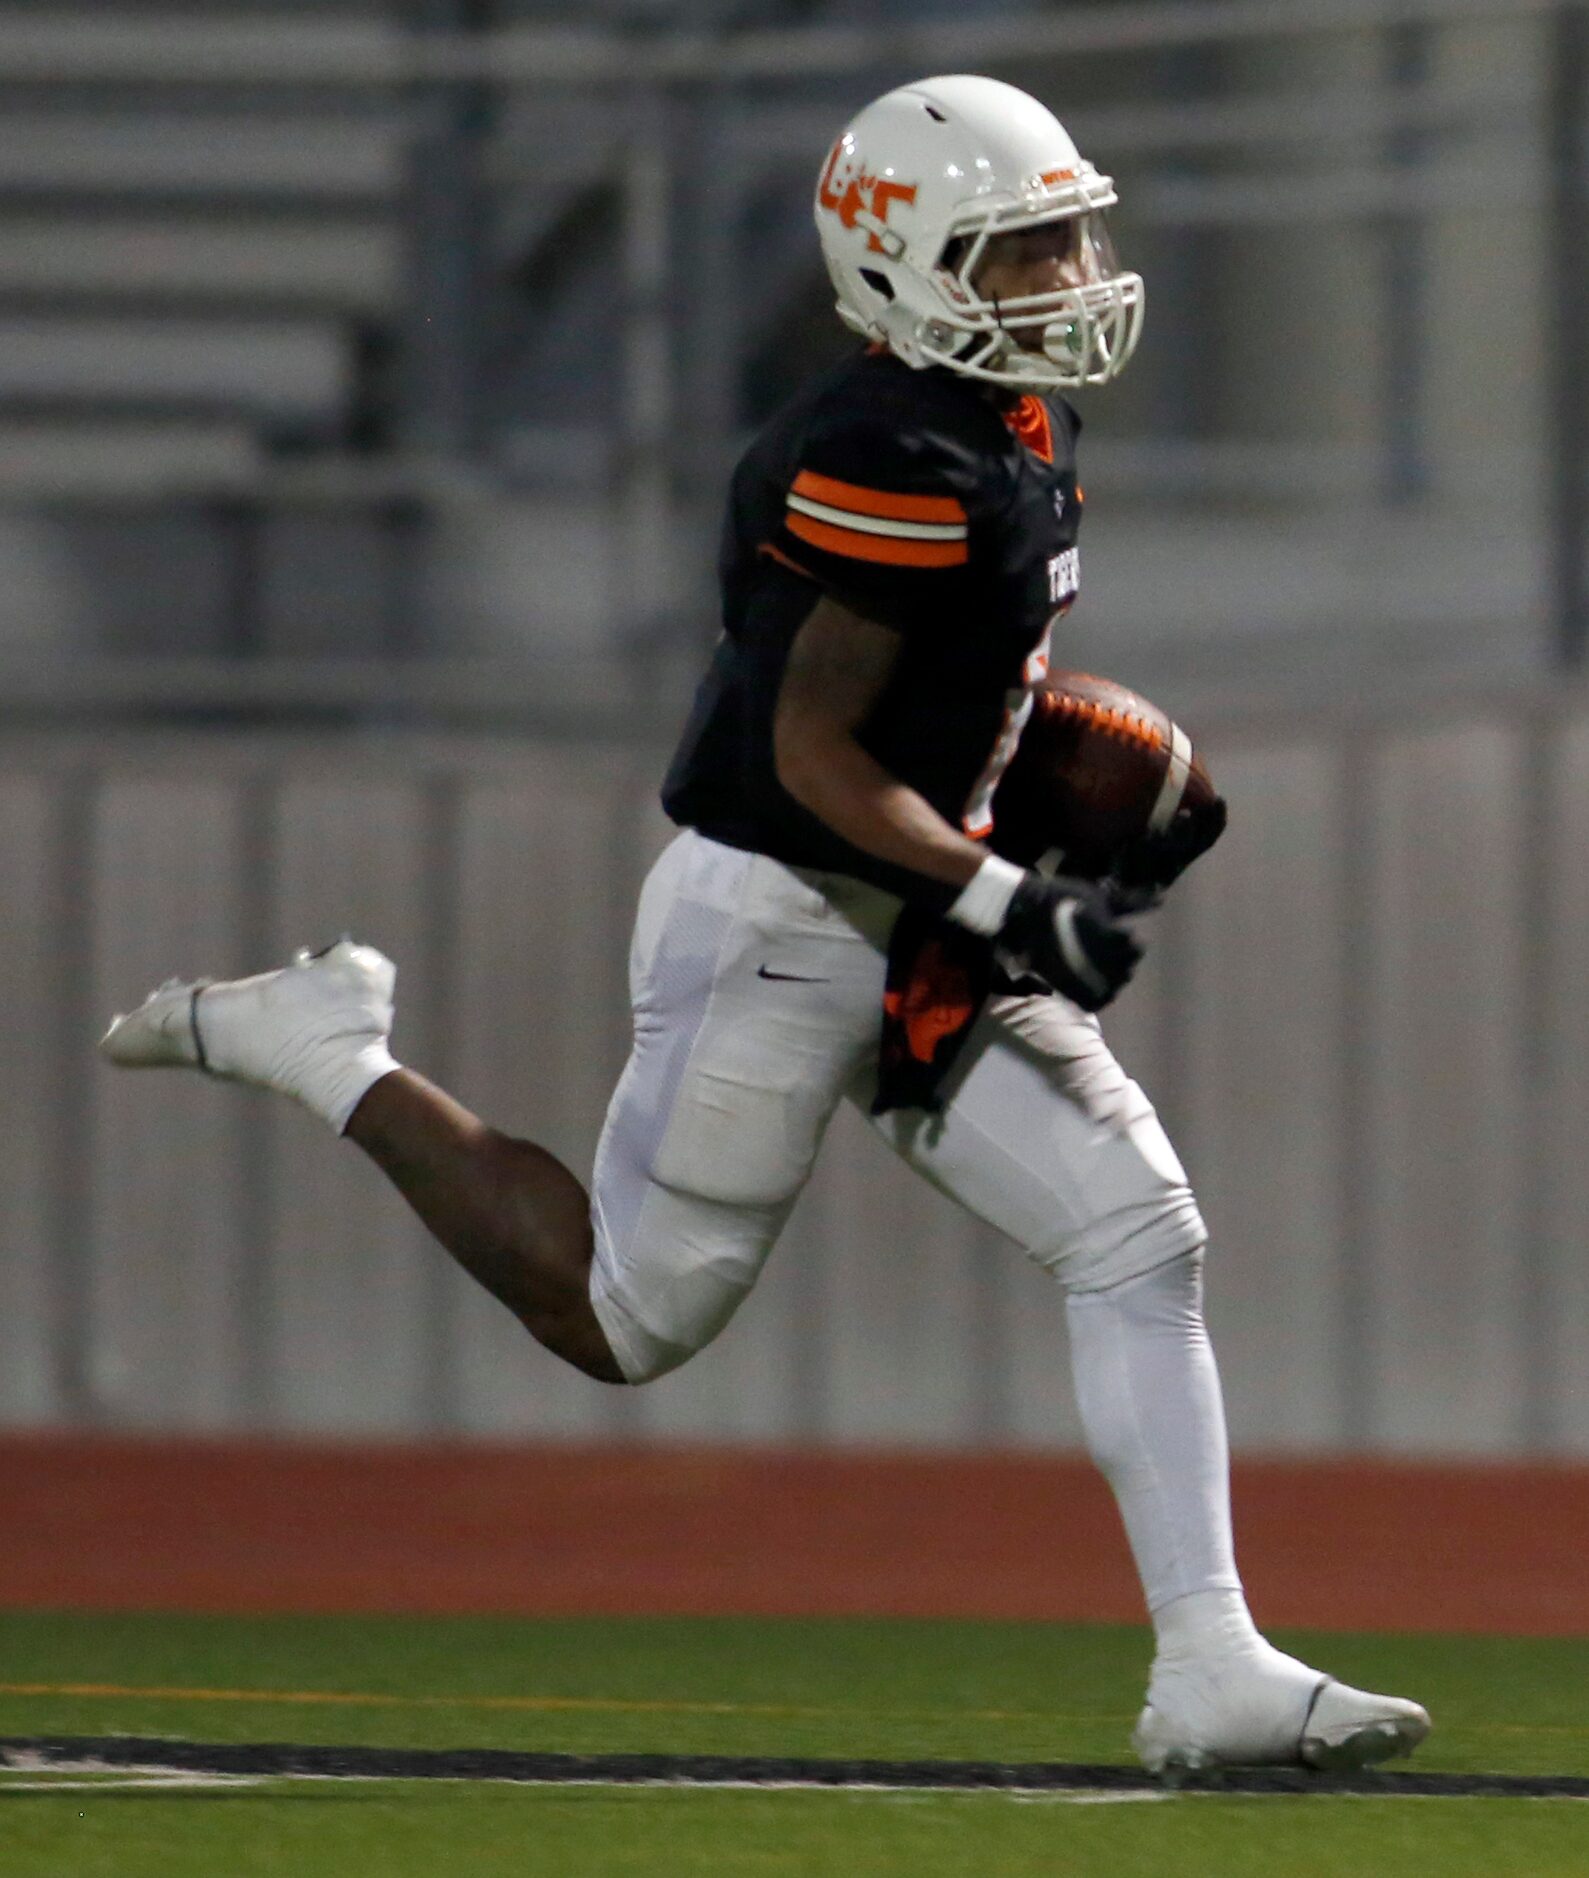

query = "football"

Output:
[[989, 670, 1217, 877]]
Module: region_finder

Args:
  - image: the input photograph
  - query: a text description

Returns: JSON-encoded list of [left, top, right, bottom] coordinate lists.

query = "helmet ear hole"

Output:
[[859, 268, 895, 302]]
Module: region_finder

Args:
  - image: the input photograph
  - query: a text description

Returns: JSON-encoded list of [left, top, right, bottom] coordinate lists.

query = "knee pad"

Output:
[[589, 1183, 788, 1385], [1080, 1240, 1207, 1315], [588, 1271, 697, 1386], [1031, 1109, 1208, 1296]]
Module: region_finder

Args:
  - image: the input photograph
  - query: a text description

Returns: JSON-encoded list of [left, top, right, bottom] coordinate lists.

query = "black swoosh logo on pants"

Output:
[[756, 965, 830, 984]]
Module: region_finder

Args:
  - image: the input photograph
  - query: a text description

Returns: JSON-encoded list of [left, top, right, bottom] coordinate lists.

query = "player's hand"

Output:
[[994, 874, 1143, 1012], [1111, 796, 1228, 901]]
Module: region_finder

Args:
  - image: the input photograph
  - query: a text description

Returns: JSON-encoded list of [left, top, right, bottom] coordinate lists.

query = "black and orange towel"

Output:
[[785, 470, 969, 568], [873, 906, 995, 1114]]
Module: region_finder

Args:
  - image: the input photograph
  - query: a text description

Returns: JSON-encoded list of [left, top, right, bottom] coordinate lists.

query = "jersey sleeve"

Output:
[[765, 409, 983, 632]]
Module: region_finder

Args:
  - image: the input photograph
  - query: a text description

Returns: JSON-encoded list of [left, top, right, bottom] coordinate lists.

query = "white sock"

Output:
[[1065, 1251, 1256, 1643], [203, 1002, 397, 1133], [196, 947, 401, 1135], [311, 1043, 401, 1135], [1152, 1587, 1264, 1662]]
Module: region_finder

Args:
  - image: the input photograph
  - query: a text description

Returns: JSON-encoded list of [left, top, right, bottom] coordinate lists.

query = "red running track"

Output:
[[1, 1435, 1585, 1634]]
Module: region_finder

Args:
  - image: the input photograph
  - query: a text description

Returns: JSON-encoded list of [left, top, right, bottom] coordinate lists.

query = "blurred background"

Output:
[[2, 0, 1587, 1465]]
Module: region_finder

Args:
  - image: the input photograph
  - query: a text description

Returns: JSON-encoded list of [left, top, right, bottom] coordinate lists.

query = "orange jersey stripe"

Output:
[[786, 511, 969, 568], [790, 469, 967, 526]]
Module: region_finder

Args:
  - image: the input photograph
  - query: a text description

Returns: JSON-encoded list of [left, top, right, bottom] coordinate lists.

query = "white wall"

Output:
[[3, 698, 1586, 1454]]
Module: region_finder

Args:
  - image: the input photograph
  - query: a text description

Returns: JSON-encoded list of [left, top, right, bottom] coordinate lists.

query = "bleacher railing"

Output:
[[0, 0, 1580, 702]]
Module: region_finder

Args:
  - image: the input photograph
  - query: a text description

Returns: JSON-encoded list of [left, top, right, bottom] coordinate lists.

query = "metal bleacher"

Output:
[[0, 0, 1013, 490], [0, 1, 916, 671], [0, 11, 406, 497], [0, 0, 820, 489], [0, 0, 1579, 696]]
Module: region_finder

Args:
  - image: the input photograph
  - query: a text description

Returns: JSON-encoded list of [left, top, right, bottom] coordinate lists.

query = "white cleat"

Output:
[[98, 975, 213, 1070], [1299, 1678, 1432, 1773], [99, 938, 399, 1133], [1133, 1640, 1430, 1779]]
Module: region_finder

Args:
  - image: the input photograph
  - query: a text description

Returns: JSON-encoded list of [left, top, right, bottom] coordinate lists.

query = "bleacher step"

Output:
[[0, 316, 349, 420], [0, 420, 263, 497], [0, 217, 398, 311], [0, 114, 404, 202]]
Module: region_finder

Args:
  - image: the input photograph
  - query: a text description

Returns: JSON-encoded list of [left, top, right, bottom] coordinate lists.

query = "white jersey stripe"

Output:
[[785, 493, 968, 543]]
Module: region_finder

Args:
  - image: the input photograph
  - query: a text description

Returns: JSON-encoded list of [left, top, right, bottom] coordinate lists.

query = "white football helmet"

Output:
[[814, 74, 1144, 392]]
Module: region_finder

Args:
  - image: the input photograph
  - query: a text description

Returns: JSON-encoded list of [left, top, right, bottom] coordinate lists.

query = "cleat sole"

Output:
[[1302, 1712, 1430, 1773]]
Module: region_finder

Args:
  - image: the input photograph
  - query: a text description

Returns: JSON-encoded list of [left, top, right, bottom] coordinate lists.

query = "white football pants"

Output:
[[588, 830, 1207, 1385]]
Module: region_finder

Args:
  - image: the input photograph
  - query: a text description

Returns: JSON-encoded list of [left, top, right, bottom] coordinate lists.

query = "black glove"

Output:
[[1111, 797, 1228, 902], [994, 874, 1143, 1012]]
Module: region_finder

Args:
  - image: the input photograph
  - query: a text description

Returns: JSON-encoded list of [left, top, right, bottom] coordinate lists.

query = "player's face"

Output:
[[969, 214, 1117, 351]]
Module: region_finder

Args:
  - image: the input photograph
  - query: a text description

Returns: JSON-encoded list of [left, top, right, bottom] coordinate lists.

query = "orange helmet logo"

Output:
[[818, 141, 918, 255]]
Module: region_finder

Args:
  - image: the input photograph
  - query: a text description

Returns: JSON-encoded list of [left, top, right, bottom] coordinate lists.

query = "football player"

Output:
[[102, 74, 1428, 1776]]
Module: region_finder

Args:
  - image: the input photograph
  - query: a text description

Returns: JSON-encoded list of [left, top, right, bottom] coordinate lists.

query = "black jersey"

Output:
[[661, 347, 1083, 902]]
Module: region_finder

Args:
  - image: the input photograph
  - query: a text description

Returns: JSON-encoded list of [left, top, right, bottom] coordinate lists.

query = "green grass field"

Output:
[[2, 1612, 1587, 1875]]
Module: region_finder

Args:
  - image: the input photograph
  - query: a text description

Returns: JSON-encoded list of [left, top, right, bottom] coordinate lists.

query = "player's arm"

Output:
[[773, 596, 1139, 1011], [773, 595, 986, 892]]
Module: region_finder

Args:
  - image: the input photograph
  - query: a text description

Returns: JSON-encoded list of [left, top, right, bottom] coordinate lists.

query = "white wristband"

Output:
[[946, 853, 1026, 936]]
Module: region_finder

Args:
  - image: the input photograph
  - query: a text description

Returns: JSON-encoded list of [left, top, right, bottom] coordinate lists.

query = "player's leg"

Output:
[[100, 937, 625, 1381], [99, 831, 884, 1390], [344, 1069, 621, 1381], [859, 994, 1428, 1774], [1062, 1254, 1429, 1773], [583, 834, 886, 1381]]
